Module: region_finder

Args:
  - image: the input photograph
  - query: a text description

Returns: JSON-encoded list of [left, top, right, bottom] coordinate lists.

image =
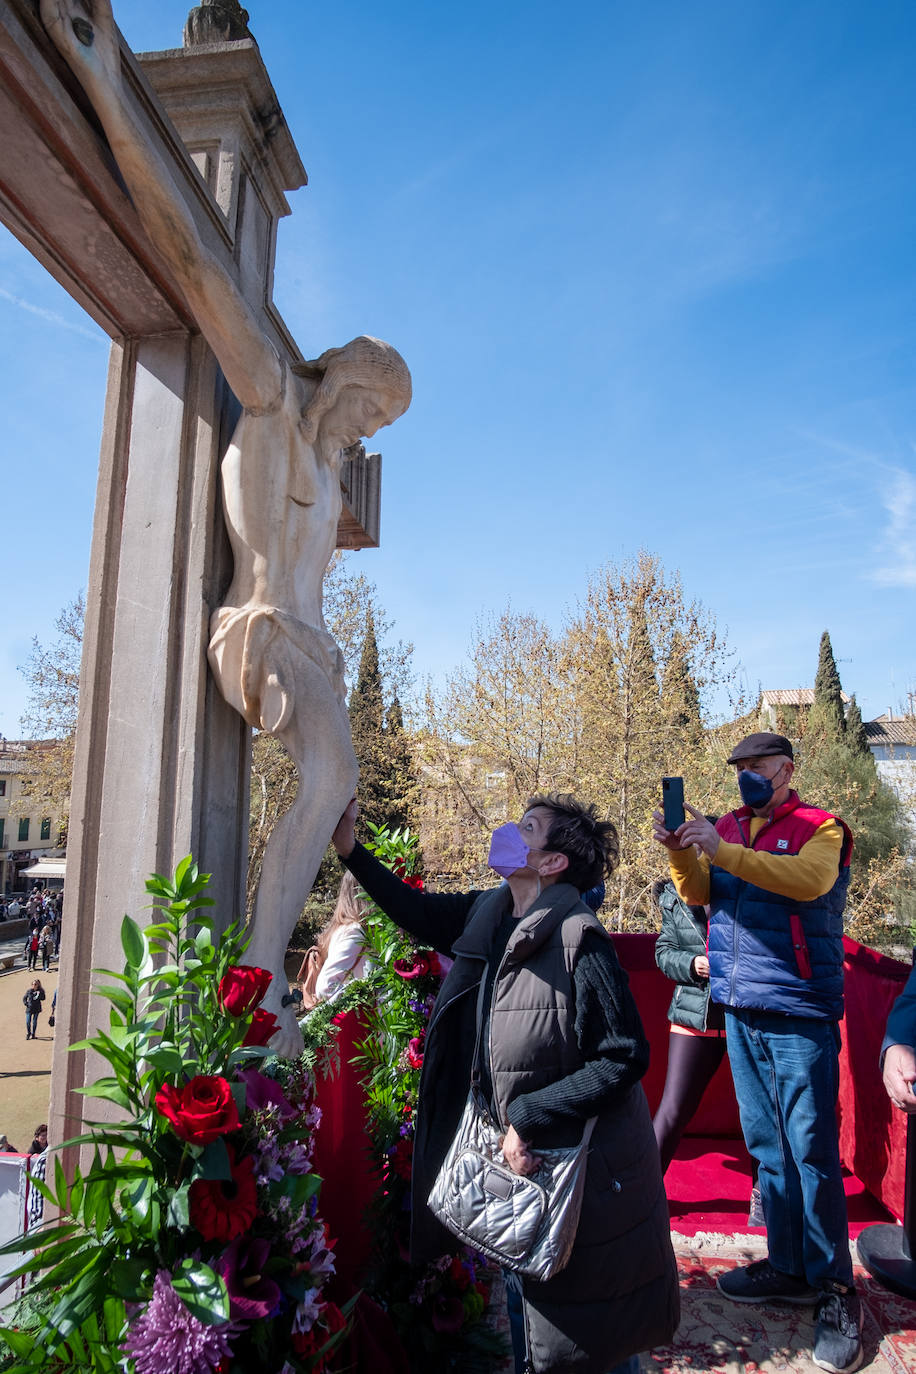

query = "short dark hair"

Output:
[[525, 793, 620, 892]]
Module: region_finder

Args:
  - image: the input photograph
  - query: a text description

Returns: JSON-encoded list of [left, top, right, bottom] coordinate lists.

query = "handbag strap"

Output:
[[467, 963, 491, 1114]]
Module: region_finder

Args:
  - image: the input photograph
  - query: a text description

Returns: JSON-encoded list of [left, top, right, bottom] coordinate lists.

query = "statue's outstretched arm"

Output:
[[40, 0, 282, 413]]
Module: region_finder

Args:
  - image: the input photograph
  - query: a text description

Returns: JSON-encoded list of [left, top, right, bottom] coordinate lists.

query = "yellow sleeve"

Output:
[[712, 819, 844, 902], [668, 845, 711, 905]]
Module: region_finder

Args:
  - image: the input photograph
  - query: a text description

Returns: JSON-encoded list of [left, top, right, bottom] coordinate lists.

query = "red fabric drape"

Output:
[[311, 1009, 381, 1296], [838, 937, 910, 1221]]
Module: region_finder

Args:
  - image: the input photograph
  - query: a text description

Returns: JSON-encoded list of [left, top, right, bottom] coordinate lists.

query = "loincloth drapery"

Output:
[[208, 604, 347, 732]]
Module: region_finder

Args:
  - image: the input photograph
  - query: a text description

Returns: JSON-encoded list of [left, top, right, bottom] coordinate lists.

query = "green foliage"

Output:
[[845, 695, 871, 757], [0, 859, 342, 1374]]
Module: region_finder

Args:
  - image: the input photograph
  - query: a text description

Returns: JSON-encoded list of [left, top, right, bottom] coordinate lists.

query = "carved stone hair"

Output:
[[296, 336, 412, 441]]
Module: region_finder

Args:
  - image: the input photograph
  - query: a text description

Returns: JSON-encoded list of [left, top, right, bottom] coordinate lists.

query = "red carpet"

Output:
[[665, 1136, 896, 1238]]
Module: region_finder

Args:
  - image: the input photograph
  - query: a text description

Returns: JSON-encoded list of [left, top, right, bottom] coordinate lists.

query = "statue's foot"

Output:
[[259, 979, 303, 1060]]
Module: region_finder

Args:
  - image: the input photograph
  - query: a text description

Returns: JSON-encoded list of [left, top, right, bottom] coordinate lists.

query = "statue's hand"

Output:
[[41, 0, 122, 91]]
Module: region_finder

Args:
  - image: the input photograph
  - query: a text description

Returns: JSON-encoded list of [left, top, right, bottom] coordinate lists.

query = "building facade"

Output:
[[0, 741, 66, 896]]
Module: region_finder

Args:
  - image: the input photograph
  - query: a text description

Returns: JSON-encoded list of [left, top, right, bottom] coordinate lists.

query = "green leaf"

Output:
[[53, 1153, 68, 1210], [195, 1136, 231, 1181], [69, 1164, 85, 1217], [229, 1080, 247, 1118], [108, 1256, 153, 1299], [170, 1258, 229, 1324], [77, 1079, 133, 1111], [47, 1250, 111, 1340], [120, 915, 146, 969], [167, 1181, 191, 1230], [0, 1326, 36, 1356]]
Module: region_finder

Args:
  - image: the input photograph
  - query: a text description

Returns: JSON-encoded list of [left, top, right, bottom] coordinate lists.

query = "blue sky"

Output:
[[2, 0, 915, 738]]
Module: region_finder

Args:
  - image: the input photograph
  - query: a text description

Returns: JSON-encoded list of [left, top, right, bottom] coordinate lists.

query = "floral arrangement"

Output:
[[353, 824, 506, 1371], [0, 858, 349, 1374]]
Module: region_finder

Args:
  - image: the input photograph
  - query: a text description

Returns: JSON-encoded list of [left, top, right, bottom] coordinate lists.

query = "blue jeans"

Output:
[[504, 1278, 640, 1374], [725, 1008, 853, 1287], [25, 1012, 38, 1037]]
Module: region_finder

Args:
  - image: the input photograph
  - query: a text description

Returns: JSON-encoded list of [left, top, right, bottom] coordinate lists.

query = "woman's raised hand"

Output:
[[332, 798, 359, 858]]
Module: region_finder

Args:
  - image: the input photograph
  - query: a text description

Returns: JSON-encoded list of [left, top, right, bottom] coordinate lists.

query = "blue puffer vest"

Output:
[[707, 792, 853, 1021]]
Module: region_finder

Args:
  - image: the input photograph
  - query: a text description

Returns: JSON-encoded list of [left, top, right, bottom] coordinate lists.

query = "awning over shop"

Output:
[[20, 860, 66, 878]]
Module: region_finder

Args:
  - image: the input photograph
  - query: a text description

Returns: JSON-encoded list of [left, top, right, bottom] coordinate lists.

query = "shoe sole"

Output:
[[813, 1345, 863, 1374], [716, 1278, 817, 1305]]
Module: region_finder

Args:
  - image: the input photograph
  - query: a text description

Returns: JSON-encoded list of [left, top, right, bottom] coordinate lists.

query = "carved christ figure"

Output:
[[41, 0, 411, 1054]]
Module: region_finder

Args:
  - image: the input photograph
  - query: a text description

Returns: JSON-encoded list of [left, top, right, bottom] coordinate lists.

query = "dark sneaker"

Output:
[[813, 1287, 863, 1374], [747, 1186, 765, 1227], [717, 1258, 817, 1305]]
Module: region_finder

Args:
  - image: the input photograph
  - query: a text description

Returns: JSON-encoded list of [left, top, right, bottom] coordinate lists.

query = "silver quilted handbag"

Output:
[[428, 1092, 596, 1281]]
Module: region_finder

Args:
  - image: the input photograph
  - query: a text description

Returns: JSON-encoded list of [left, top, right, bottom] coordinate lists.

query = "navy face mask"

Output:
[[737, 766, 783, 809]]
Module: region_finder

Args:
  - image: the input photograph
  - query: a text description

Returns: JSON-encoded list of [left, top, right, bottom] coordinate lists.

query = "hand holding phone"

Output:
[[661, 776, 685, 831]]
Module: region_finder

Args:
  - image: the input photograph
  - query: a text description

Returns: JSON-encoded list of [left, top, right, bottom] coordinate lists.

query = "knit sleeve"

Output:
[[342, 842, 478, 955], [506, 929, 650, 1143]]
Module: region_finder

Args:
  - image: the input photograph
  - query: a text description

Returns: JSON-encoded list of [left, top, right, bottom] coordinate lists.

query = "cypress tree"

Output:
[[812, 630, 846, 738], [384, 691, 418, 834], [845, 694, 871, 758], [348, 611, 388, 833]]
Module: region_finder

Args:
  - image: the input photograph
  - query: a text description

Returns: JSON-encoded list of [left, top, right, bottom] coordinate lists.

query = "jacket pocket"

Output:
[[790, 914, 812, 979]]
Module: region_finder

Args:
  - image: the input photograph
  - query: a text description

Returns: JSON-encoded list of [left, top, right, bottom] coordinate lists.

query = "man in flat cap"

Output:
[[653, 732, 860, 1374]]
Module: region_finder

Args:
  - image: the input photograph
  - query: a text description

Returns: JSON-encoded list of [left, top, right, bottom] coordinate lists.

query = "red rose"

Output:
[[218, 965, 272, 1016], [393, 955, 430, 980], [154, 1074, 240, 1144], [449, 1255, 471, 1291], [242, 1007, 279, 1047], [407, 1034, 425, 1069], [404, 875, 425, 890], [189, 1145, 257, 1241]]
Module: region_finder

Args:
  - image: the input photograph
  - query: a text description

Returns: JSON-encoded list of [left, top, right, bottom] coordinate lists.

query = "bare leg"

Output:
[[245, 669, 358, 1058]]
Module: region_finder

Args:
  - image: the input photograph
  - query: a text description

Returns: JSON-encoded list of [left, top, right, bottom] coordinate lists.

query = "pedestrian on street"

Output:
[[28, 1124, 48, 1154], [23, 979, 46, 1039]]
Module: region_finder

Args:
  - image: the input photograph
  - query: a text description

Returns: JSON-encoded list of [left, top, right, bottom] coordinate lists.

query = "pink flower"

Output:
[[407, 1034, 425, 1069], [121, 1269, 239, 1374], [393, 955, 430, 980]]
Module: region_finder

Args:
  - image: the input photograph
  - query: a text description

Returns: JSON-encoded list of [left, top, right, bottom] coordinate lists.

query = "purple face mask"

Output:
[[487, 822, 531, 877]]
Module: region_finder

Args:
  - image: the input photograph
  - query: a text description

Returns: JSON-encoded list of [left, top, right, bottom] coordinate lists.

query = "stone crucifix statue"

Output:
[[41, 0, 411, 1054]]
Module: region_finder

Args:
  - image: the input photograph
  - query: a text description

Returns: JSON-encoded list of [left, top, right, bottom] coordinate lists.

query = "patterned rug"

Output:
[[487, 1236, 916, 1373], [651, 1237, 916, 1374]]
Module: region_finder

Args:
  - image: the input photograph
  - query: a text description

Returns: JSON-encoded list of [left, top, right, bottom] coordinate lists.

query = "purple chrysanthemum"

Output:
[[122, 1269, 239, 1374]]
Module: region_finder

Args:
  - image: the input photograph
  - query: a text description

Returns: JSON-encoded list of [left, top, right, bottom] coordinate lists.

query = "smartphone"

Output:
[[662, 776, 685, 831]]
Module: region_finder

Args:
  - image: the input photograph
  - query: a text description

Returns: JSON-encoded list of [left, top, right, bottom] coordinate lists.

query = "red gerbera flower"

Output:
[[189, 1145, 257, 1242]]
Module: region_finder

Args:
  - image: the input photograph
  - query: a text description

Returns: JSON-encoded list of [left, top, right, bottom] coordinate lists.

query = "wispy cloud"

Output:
[[0, 286, 103, 343], [870, 464, 916, 588]]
